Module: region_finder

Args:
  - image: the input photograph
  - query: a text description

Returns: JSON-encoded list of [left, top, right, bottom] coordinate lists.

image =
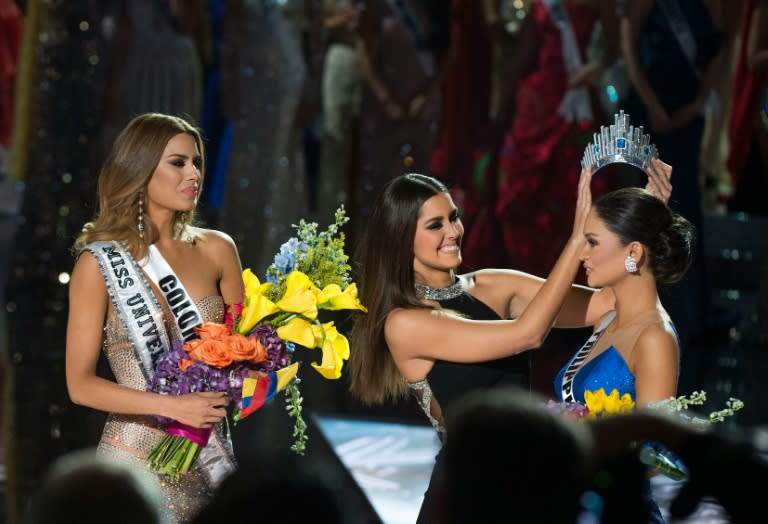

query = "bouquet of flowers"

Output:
[[147, 207, 367, 480], [545, 389, 744, 481]]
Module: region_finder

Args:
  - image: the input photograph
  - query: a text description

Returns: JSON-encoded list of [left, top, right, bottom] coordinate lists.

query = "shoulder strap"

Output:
[[83, 241, 171, 382], [560, 310, 616, 402], [139, 244, 204, 342]]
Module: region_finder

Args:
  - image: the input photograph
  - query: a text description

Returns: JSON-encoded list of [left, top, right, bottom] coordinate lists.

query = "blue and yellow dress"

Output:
[[554, 309, 678, 523]]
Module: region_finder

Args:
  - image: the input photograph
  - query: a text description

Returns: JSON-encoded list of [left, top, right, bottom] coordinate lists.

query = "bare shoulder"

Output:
[[194, 228, 237, 250], [384, 307, 434, 349], [191, 228, 239, 260], [635, 322, 679, 357], [385, 307, 431, 333], [69, 250, 108, 297], [71, 250, 102, 280]]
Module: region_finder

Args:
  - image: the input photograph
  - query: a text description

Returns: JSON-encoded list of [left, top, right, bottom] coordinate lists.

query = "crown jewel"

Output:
[[581, 110, 659, 173]]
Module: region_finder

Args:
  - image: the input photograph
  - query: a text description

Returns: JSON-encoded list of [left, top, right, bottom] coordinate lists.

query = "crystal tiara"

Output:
[[581, 110, 659, 173]]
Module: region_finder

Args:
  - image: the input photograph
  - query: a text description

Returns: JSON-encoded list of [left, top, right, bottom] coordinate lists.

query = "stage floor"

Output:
[[314, 414, 736, 524], [313, 414, 440, 524]]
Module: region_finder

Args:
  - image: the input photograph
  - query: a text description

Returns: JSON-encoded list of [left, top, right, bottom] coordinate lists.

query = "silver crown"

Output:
[[581, 110, 659, 173]]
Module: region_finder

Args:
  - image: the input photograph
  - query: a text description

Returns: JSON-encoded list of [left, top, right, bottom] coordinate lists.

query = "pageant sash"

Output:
[[88, 241, 234, 487], [138, 244, 235, 487], [543, 0, 594, 124], [84, 241, 170, 384], [656, 0, 700, 79], [560, 311, 616, 402], [139, 244, 203, 342], [656, 0, 720, 115]]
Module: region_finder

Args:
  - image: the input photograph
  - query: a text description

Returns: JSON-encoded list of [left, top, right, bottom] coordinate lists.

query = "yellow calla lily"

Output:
[[309, 322, 350, 379], [276, 317, 316, 348], [242, 268, 273, 297], [317, 283, 368, 312], [275, 271, 318, 319], [238, 293, 279, 335]]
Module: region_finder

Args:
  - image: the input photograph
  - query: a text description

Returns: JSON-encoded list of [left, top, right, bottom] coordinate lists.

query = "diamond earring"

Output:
[[137, 194, 144, 239], [625, 255, 638, 273]]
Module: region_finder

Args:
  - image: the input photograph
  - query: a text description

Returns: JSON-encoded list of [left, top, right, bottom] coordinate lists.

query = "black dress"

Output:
[[414, 291, 530, 523]]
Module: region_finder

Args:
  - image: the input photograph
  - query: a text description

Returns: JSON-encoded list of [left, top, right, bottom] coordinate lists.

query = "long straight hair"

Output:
[[348, 174, 448, 404]]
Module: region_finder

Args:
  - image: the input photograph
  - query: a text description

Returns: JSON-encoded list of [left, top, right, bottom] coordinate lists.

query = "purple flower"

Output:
[[250, 323, 291, 372]]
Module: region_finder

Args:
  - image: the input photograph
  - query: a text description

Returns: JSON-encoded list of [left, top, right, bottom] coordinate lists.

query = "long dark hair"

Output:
[[593, 187, 695, 284], [348, 173, 448, 404]]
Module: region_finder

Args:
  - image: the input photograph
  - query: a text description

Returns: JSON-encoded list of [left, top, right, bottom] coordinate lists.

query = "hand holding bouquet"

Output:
[[146, 207, 366, 480]]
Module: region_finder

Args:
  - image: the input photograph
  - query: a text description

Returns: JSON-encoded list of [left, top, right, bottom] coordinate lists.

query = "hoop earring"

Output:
[[624, 255, 638, 273], [137, 193, 144, 239]]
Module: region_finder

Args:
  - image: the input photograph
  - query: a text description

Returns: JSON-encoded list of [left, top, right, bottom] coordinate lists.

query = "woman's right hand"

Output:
[[170, 391, 228, 429], [644, 158, 673, 203]]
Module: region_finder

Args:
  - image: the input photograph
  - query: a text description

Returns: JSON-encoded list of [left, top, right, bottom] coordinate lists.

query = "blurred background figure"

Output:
[[697, 0, 742, 213], [428, 0, 497, 271], [215, 0, 322, 272], [316, 0, 362, 225], [619, 0, 722, 350], [28, 449, 164, 524], [191, 449, 344, 524], [726, 0, 768, 217], [494, 0, 618, 278], [0, 0, 23, 172], [351, 0, 450, 247], [99, 0, 207, 157]]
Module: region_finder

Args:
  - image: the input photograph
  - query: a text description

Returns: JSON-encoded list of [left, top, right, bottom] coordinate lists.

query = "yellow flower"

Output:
[[238, 271, 281, 335], [317, 283, 368, 312], [309, 322, 350, 380], [275, 271, 318, 319], [584, 388, 635, 418], [242, 268, 273, 297], [276, 317, 317, 348]]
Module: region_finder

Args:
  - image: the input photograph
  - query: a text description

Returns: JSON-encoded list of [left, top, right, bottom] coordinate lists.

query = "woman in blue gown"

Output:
[[554, 186, 695, 522]]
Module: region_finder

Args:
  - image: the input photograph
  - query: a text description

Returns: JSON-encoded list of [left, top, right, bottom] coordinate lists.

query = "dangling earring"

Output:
[[137, 193, 145, 239], [624, 255, 638, 273]]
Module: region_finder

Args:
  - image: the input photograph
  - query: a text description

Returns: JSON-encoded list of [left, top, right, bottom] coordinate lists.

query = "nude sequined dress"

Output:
[[98, 295, 235, 523]]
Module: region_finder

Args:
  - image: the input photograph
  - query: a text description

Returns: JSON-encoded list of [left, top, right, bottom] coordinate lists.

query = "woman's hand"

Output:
[[644, 158, 673, 203], [570, 166, 593, 242], [171, 391, 228, 429], [408, 93, 427, 119], [383, 98, 406, 121], [568, 60, 604, 88]]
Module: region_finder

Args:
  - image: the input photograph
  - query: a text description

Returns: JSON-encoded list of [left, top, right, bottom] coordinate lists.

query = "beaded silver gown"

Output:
[[98, 295, 235, 524]]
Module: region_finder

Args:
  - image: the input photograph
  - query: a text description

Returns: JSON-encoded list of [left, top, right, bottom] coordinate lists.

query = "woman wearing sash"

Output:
[[553, 187, 695, 523], [347, 160, 673, 523], [66, 113, 244, 523]]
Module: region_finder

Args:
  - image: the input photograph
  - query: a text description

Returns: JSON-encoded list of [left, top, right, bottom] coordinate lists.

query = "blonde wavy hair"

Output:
[[74, 113, 205, 260]]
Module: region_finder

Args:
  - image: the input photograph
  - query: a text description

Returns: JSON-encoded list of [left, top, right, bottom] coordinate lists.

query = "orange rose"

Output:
[[184, 337, 234, 368], [195, 322, 232, 341], [227, 334, 257, 362], [247, 335, 268, 364]]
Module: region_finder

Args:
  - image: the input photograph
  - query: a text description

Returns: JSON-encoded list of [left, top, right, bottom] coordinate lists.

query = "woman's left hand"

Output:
[[570, 166, 593, 242], [644, 158, 673, 203]]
